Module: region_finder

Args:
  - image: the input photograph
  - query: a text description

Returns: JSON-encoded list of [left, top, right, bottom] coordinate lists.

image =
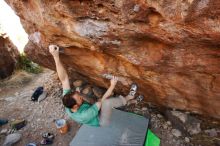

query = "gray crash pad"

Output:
[[70, 108, 149, 146]]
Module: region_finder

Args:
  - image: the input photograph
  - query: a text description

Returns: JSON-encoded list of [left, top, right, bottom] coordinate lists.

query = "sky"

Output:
[[0, 0, 28, 53]]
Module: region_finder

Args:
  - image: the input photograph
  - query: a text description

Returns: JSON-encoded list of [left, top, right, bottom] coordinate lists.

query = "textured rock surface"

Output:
[[0, 34, 19, 79], [6, 0, 220, 119]]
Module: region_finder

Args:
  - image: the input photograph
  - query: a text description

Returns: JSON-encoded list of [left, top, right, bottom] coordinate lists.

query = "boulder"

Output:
[[165, 110, 201, 135], [171, 129, 182, 138], [5, 0, 220, 119], [73, 80, 84, 88], [92, 86, 105, 98], [0, 34, 19, 79], [204, 128, 219, 137], [81, 85, 93, 96]]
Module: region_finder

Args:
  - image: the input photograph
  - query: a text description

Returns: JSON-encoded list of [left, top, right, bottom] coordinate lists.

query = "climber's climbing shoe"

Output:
[[136, 95, 144, 102], [42, 132, 54, 140], [40, 138, 53, 145], [129, 83, 138, 96], [10, 119, 26, 130]]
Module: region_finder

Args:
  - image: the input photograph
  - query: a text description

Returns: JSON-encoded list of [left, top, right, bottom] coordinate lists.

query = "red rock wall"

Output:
[[6, 0, 220, 119], [0, 34, 19, 79]]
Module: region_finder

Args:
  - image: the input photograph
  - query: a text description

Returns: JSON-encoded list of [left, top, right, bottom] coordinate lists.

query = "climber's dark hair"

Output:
[[62, 91, 77, 108]]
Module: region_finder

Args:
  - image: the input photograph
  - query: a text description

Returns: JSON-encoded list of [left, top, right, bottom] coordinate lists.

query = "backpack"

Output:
[[31, 86, 44, 101]]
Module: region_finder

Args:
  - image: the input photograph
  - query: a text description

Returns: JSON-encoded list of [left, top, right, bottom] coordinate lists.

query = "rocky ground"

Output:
[[0, 69, 219, 146]]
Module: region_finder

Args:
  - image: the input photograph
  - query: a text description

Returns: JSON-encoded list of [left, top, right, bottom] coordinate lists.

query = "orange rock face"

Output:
[[0, 34, 19, 79], [6, 0, 220, 119]]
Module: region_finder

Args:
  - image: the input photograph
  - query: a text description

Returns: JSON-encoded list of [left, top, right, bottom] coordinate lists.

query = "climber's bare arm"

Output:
[[101, 76, 118, 102], [49, 45, 70, 90]]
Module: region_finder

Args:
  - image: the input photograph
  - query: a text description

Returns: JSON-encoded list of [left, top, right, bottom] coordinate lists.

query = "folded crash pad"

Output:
[[145, 129, 160, 146], [70, 108, 149, 146]]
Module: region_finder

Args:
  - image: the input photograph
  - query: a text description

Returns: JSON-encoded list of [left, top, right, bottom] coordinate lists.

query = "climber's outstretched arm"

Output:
[[101, 76, 118, 102], [49, 45, 70, 90]]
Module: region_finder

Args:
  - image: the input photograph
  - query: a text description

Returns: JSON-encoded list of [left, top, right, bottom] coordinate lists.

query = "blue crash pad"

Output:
[[70, 108, 149, 146]]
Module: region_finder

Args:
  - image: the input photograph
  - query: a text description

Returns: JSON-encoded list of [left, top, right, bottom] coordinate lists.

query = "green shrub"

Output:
[[18, 53, 42, 74]]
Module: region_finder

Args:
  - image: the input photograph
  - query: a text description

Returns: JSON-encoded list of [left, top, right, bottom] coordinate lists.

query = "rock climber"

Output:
[[49, 44, 138, 126]]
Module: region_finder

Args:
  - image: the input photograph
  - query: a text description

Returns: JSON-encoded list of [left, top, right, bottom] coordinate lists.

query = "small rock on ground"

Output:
[[172, 129, 182, 138]]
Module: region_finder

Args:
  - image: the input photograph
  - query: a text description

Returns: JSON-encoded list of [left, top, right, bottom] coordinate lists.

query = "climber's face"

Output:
[[72, 92, 83, 106]]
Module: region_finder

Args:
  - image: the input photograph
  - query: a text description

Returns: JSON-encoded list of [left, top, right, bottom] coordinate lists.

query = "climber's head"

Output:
[[62, 91, 83, 111]]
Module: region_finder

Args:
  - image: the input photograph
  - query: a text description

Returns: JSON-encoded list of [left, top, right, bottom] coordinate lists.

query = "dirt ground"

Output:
[[0, 69, 81, 146], [0, 69, 219, 146]]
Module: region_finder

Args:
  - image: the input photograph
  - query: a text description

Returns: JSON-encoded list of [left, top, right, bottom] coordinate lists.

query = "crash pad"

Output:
[[145, 129, 160, 146], [70, 108, 149, 146]]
